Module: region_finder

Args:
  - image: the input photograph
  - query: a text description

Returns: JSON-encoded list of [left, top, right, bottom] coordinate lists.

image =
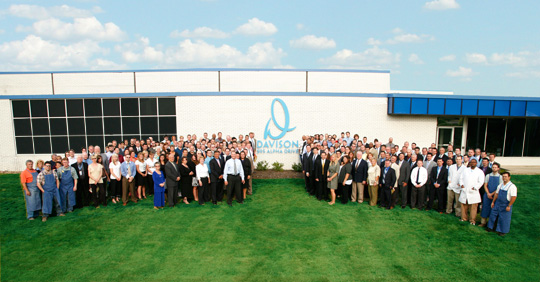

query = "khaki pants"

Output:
[[122, 177, 137, 204], [446, 190, 461, 217], [461, 203, 478, 223], [352, 181, 365, 203], [368, 185, 378, 206]]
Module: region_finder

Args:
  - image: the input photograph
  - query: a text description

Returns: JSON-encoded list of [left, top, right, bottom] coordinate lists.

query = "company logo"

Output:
[[263, 98, 296, 140]]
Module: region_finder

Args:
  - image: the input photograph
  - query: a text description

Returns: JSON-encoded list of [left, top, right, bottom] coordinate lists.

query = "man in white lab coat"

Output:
[[447, 156, 466, 217], [458, 158, 484, 225]]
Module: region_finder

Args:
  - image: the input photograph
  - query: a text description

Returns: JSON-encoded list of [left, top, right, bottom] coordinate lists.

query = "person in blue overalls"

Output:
[[57, 158, 78, 213], [37, 162, 65, 222], [479, 163, 502, 227], [487, 172, 517, 236], [20, 160, 41, 220]]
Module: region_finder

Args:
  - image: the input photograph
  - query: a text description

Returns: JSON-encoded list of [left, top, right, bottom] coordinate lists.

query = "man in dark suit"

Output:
[[379, 159, 396, 209], [72, 155, 89, 208], [351, 151, 368, 204], [209, 151, 225, 204], [434, 147, 449, 164], [314, 151, 330, 201], [309, 148, 320, 195], [164, 154, 180, 207], [427, 159, 448, 213], [397, 153, 411, 208], [302, 145, 312, 193]]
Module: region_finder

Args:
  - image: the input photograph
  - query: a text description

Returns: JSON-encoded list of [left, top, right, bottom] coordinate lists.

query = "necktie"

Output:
[[356, 160, 359, 168], [322, 160, 325, 172], [217, 159, 221, 167], [234, 160, 237, 175], [127, 162, 131, 176], [416, 168, 420, 185]]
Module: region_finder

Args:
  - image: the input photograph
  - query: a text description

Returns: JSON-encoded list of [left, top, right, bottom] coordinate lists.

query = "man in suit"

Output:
[[434, 147, 449, 164], [351, 151, 368, 203], [302, 145, 312, 193], [379, 159, 396, 209], [209, 151, 225, 204], [164, 154, 180, 207], [314, 152, 330, 201], [427, 159, 448, 213], [411, 159, 428, 210], [390, 155, 400, 208], [223, 151, 245, 206], [309, 148, 321, 195], [72, 155, 89, 208], [396, 153, 411, 208], [120, 155, 137, 206]]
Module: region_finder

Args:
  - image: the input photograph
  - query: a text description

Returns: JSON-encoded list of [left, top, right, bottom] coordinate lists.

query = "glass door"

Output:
[[437, 127, 453, 148]]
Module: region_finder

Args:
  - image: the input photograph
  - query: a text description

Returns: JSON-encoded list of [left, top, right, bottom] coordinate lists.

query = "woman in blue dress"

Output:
[[152, 162, 166, 209]]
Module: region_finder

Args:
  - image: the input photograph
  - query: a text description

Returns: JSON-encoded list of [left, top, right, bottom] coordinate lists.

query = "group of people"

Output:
[[299, 132, 518, 236], [20, 132, 258, 222]]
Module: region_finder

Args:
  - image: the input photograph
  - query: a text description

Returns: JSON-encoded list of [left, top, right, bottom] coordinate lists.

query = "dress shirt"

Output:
[[223, 158, 245, 182], [410, 167, 428, 186], [196, 164, 210, 180], [121, 161, 137, 178]]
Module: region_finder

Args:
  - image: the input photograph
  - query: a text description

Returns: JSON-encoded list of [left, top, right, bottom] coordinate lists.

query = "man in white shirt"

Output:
[[487, 172, 517, 236], [458, 158, 484, 225], [447, 156, 466, 217], [68, 149, 77, 166], [410, 159, 428, 210], [223, 151, 245, 206]]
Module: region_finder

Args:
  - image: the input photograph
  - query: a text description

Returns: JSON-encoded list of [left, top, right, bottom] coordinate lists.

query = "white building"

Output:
[[1, 69, 539, 171]]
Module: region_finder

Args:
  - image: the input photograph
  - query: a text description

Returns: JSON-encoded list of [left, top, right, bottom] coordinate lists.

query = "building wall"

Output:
[[175, 95, 438, 169]]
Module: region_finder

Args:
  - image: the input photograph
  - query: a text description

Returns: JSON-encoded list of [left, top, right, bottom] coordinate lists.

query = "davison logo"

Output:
[[258, 98, 299, 154]]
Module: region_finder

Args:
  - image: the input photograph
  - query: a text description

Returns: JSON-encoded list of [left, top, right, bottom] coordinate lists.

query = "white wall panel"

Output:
[[0, 74, 53, 95], [176, 96, 436, 168], [53, 72, 134, 94], [136, 71, 218, 93], [220, 71, 306, 92], [308, 72, 390, 93]]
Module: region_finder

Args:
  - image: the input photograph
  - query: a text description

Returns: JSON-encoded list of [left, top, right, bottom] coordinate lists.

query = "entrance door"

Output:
[[437, 126, 464, 149]]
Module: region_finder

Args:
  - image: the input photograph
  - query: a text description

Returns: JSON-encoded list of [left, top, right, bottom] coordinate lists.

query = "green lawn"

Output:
[[1, 174, 539, 282]]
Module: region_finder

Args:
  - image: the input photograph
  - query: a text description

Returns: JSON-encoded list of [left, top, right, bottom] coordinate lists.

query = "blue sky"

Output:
[[0, 0, 538, 97]]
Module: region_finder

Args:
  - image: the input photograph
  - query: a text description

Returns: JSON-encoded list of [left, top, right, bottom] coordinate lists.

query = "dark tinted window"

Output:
[[141, 117, 158, 134], [16, 137, 33, 154], [49, 118, 68, 135], [524, 119, 540, 156], [51, 136, 69, 153], [12, 100, 30, 118], [466, 118, 487, 150], [87, 136, 104, 149], [31, 119, 50, 135], [104, 117, 121, 134], [69, 136, 86, 152], [158, 98, 175, 115], [30, 100, 48, 117], [14, 119, 32, 136], [104, 135, 122, 145], [504, 119, 525, 156], [33, 137, 51, 154], [485, 119, 506, 156], [159, 117, 176, 134], [68, 118, 85, 135], [103, 99, 120, 116], [121, 98, 138, 116], [84, 99, 102, 116], [85, 118, 103, 135], [48, 100, 66, 117], [122, 117, 139, 134], [140, 98, 157, 115], [66, 100, 83, 116]]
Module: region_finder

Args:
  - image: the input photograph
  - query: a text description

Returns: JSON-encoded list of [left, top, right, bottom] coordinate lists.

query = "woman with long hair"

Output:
[[178, 157, 193, 205], [135, 153, 147, 200], [189, 154, 198, 202], [195, 156, 210, 205], [338, 155, 353, 204], [152, 162, 166, 209], [109, 153, 121, 204], [88, 155, 106, 208], [327, 153, 339, 205]]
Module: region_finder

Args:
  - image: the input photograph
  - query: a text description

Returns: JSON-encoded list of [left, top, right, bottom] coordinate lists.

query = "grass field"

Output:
[[1, 174, 539, 282]]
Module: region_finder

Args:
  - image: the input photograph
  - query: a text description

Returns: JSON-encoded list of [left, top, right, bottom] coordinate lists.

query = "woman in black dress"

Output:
[[239, 150, 252, 200], [178, 157, 193, 204], [188, 154, 198, 202]]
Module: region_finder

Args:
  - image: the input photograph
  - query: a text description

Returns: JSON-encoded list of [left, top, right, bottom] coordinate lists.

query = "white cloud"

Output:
[[296, 23, 305, 30], [289, 35, 336, 50], [466, 53, 487, 64], [424, 0, 460, 10], [446, 66, 476, 80], [319, 46, 400, 69], [7, 4, 99, 20], [439, 54, 456, 61], [0, 35, 106, 70], [170, 27, 229, 39], [367, 37, 382, 46], [408, 53, 424, 64], [22, 17, 126, 42], [505, 71, 540, 79], [386, 33, 435, 44], [234, 18, 277, 36], [117, 38, 285, 68], [90, 59, 127, 70]]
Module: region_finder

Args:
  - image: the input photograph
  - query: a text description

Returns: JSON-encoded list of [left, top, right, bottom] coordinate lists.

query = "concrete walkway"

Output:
[[502, 166, 540, 175]]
